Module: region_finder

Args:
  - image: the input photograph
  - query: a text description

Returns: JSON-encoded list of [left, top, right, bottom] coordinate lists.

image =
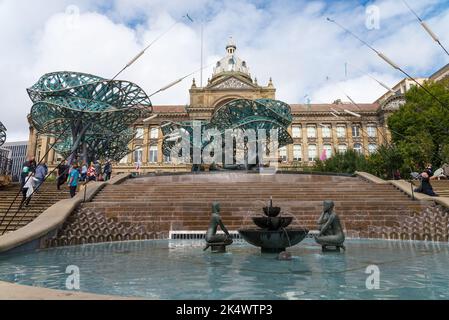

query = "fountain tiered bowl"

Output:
[[239, 204, 309, 253]]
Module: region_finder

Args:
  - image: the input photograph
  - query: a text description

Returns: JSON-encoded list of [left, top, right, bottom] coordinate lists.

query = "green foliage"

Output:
[[314, 149, 369, 174], [314, 145, 406, 180], [387, 78, 449, 168]]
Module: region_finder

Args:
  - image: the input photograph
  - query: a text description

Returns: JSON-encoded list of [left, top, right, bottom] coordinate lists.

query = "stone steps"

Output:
[[0, 183, 70, 234], [48, 173, 443, 246]]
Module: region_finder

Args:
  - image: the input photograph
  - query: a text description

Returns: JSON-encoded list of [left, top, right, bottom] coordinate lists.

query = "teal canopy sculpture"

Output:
[[0, 121, 6, 147], [161, 98, 293, 164], [28, 71, 152, 162]]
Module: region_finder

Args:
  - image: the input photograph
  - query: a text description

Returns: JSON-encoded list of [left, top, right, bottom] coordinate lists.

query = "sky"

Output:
[[0, 0, 448, 141]]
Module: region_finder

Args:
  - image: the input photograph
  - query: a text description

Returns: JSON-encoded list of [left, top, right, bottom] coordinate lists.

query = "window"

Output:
[[367, 125, 377, 138], [134, 147, 143, 163], [279, 146, 288, 162], [307, 126, 317, 138], [323, 144, 333, 158], [337, 125, 346, 138], [149, 146, 158, 163], [321, 125, 332, 138], [354, 143, 363, 154], [352, 125, 361, 138], [338, 144, 348, 154], [135, 127, 144, 139], [368, 144, 378, 154], [292, 125, 302, 138], [308, 145, 317, 161], [150, 127, 159, 140], [293, 145, 302, 161]]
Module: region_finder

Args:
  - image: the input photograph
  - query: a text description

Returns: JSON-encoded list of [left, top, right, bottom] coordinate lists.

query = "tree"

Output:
[[387, 78, 449, 169]]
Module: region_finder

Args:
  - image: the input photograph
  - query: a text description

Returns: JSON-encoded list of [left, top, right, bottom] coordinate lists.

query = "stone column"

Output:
[[287, 126, 293, 163], [317, 123, 323, 158], [361, 122, 369, 156], [332, 123, 339, 153], [302, 124, 308, 164], [48, 137, 56, 165], [127, 139, 134, 165], [39, 136, 49, 162], [347, 122, 354, 150], [27, 126, 38, 158], [142, 125, 149, 164], [157, 128, 163, 164]]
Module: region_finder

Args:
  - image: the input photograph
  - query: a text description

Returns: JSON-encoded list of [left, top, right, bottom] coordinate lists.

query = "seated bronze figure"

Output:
[[315, 200, 346, 252], [204, 202, 233, 253]]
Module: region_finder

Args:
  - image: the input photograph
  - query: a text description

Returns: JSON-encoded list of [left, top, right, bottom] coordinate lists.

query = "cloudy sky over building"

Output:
[[1, 0, 448, 141]]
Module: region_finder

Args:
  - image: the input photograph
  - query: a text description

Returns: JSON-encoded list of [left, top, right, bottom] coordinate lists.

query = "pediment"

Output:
[[208, 76, 255, 90]]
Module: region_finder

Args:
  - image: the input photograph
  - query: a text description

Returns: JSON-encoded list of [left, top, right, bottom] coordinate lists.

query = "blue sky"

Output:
[[0, 0, 448, 140]]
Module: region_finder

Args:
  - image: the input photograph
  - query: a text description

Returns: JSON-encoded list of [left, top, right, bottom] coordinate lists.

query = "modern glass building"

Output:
[[3, 142, 28, 182]]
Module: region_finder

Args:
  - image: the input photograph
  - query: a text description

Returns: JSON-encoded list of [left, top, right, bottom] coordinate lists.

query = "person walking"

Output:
[[20, 156, 36, 188], [87, 162, 96, 182], [94, 161, 102, 181], [103, 160, 112, 181], [80, 162, 88, 182], [34, 162, 48, 192], [21, 172, 37, 207], [68, 163, 80, 198], [56, 161, 69, 190]]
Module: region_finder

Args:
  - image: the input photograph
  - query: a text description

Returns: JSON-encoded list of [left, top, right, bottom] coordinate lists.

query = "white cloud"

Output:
[[0, 0, 448, 141]]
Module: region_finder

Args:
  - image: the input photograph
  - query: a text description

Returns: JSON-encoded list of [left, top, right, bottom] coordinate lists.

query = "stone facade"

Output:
[[27, 41, 407, 173]]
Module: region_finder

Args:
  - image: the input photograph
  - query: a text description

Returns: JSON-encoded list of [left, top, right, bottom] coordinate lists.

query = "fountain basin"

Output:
[[238, 228, 309, 253], [252, 217, 293, 230], [263, 207, 281, 217]]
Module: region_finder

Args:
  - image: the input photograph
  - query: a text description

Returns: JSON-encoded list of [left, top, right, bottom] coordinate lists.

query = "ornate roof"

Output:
[[212, 38, 251, 79]]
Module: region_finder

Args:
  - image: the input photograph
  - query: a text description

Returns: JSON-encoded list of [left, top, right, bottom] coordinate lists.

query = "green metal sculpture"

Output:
[[161, 99, 293, 164], [0, 121, 6, 147], [28, 72, 152, 163]]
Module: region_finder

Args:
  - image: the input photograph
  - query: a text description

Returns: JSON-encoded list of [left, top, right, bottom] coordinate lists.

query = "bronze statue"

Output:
[[315, 200, 346, 252], [204, 202, 233, 253]]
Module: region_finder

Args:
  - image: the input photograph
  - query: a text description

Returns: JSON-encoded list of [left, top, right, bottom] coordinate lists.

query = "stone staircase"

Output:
[[427, 180, 449, 197], [50, 173, 436, 246], [0, 183, 69, 234]]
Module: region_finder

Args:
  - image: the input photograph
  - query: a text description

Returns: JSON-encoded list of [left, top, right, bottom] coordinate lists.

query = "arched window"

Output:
[[354, 143, 363, 154], [338, 144, 348, 154], [323, 144, 333, 158], [368, 144, 378, 154]]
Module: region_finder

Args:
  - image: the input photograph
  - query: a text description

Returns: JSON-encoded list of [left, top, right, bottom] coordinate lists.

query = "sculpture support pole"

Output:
[[68, 124, 89, 166]]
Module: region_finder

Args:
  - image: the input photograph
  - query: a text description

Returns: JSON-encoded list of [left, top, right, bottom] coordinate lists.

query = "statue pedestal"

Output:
[[211, 244, 227, 253], [205, 242, 229, 253], [322, 245, 345, 253]]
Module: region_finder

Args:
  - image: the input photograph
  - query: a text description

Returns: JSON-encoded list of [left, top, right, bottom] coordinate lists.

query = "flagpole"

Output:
[[201, 23, 204, 87]]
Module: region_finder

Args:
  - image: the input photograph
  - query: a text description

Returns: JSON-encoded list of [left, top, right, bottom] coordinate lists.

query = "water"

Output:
[[0, 239, 449, 300]]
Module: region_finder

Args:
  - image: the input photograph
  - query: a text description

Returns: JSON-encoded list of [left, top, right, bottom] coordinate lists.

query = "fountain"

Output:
[[239, 197, 309, 253]]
